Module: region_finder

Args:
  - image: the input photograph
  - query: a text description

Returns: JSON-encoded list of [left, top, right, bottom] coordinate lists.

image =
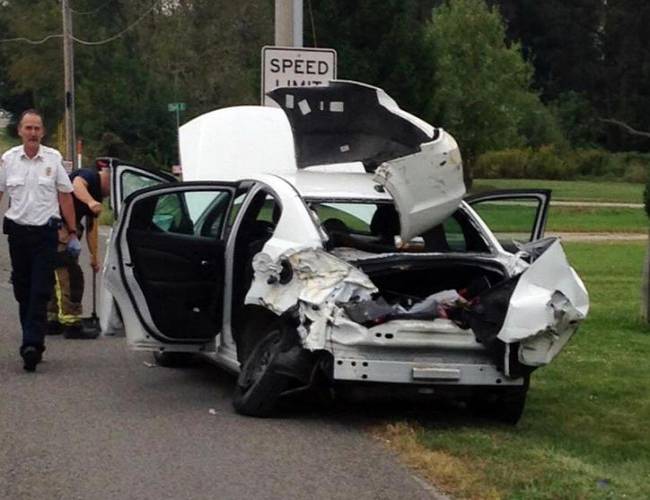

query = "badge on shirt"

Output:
[[45, 166, 52, 176]]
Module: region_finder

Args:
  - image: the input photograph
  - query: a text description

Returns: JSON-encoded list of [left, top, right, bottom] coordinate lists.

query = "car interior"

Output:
[[230, 190, 282, 336], [124, 189, 232, 342], [314, 202, 490, 254]]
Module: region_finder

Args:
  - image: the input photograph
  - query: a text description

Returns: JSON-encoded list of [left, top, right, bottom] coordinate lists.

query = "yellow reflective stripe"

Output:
[[54, 271, 81, 325]]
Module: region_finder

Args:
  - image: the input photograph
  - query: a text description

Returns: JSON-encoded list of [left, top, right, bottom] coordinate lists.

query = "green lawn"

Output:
[[472, 178, 644, 204], [475, 203, 647, 233], [379, 241, 650, 499]]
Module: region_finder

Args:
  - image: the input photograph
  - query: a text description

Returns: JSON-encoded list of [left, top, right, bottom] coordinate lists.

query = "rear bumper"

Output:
[[333, 358, 524, 386], [327, 319, 523, 386]]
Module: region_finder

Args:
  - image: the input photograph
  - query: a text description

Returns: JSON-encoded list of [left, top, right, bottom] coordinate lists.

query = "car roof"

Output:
[[274, 165, 392, 201]]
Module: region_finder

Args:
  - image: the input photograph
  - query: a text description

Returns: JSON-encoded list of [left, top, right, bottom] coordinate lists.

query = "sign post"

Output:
[[168, 102, 186, 167], [261, 46, 337, 106], [168, 102, 187, 130]]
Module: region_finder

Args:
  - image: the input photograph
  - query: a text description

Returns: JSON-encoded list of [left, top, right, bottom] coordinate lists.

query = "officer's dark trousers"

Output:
[[4, 217, 58, 351]]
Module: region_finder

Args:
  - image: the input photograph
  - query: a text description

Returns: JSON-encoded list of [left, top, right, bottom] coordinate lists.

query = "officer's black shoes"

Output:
[[47, 320, 63, 335], [63, 323, 99, 340], [21, 346, 42, 372]]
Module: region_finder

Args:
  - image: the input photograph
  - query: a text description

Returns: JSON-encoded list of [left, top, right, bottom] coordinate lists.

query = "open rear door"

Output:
[[466, 189, 551, 252], [104, 182, 238, 351]]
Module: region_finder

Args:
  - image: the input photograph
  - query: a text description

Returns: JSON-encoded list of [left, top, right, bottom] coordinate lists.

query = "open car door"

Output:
[[103, 182, 238, 351], [110, 163, 177, 220], [100, 163, 177, 334], [465, 189, 551, 253]]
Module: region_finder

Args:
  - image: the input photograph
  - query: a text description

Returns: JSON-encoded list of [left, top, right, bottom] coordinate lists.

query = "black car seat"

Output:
[[423, 224, 451, 252]]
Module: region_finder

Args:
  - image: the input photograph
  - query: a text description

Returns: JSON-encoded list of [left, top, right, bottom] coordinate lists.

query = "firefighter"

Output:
[[0, 109, 77, 371], [47, 159, 110, 338]]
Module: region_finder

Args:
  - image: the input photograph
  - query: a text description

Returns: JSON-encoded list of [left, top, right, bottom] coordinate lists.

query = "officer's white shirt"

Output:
[[0, 145, 73, 226]]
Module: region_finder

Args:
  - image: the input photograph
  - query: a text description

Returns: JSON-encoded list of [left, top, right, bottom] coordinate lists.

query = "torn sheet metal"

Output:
[[497, 239, 589, 365], [373, 133, 465, 241], [246, 248, 377, 350], [248, 248, 377, 309]]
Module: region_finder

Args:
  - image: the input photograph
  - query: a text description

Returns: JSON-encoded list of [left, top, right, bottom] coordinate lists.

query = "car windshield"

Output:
[[307, 200, 490, 254]]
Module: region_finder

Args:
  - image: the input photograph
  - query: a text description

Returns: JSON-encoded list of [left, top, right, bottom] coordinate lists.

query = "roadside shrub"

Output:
[[568, 149, 616, 177], [624, 161, 648, 183], [526, 145, 572, 180], [474, 148, 531, 178], [476, 147, 649, 182], [619, 152, 650, 183]]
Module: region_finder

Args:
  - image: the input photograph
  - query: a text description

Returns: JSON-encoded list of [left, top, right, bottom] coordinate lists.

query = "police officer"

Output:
[[0, 109, 78, 371]]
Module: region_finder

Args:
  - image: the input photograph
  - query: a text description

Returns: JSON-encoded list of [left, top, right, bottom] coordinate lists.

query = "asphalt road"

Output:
[[0, 208, 441, 499]]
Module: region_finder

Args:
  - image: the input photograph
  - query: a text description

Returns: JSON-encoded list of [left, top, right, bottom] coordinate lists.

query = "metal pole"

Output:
[[62, 0, 77, 169], [292, 0, 303, 47], [275, 0, 302, 47]]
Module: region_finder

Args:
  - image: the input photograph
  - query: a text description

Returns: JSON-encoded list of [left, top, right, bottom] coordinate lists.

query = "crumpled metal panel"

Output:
[[497, 239, 589, 365], [246, 248, 377, 350], [373, 133, 465, 241]]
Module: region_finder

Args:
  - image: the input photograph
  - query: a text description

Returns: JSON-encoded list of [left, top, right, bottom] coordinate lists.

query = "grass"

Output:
[[475, 204, 647, 233], [374, 241, 650, 499], [472, 178, 644, 204]]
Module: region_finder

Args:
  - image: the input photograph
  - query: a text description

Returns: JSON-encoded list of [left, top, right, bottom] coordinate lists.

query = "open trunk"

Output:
[[355, 256, 508, 307]]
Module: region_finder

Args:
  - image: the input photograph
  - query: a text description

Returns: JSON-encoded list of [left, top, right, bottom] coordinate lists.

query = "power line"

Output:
[[0, 33, 62, 45], [71, 0, 161, 46], [0, 0, 160, 47]]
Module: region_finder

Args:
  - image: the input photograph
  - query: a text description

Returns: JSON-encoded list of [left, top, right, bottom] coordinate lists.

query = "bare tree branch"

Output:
[[600, 118, 650, 139]]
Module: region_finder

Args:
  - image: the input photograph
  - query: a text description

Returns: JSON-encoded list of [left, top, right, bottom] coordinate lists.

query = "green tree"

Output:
[[0, 0, 273, 167], [426, 0, 553, 186], [0, 0, 65, 141], [308, 0, 437, 116]]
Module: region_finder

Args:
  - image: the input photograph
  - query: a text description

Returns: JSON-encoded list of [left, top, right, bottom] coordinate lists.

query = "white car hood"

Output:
[[179, 105, 296, 182], [180, 81, 465, 240]]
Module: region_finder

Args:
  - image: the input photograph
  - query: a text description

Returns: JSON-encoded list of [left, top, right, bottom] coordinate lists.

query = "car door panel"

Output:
[[106, 182, 238, 350], [127, 230, 225, 342]]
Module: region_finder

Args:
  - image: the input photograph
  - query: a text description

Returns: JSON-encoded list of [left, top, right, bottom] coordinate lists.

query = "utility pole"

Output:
[[275, 0, 303, 47], [61, 0, 77, 169]]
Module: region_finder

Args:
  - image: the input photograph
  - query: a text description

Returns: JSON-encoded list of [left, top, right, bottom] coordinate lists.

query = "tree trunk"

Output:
[[641, 228, 650, 322]]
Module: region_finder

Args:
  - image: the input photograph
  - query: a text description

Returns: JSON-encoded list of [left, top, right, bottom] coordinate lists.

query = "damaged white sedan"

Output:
[[102, 81, 588, 423]]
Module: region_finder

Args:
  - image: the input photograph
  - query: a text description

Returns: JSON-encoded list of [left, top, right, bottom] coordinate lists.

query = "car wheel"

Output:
[[233, 327, 291, 417], [470, 377, 529, 424], [152, 351, 195, 368]]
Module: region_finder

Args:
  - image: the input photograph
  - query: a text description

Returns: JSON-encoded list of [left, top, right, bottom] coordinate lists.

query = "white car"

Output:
[[101, 81, 589, 423]]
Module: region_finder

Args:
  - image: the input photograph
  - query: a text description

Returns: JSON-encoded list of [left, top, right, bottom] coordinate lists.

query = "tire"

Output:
[[152, 351, 195, 368], [470, 377, 529, 425], [232, 327, 291, 417]]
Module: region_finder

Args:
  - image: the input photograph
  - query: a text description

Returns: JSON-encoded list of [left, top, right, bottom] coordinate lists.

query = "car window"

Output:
[[310, 202, 384, 235], [442, 217, 467, 252], [131, 189, 232, 237], [308, 199, 490, 254], [121, 170, 165, 200], [470, 198, 542, 245], [228, 193, 247, 226]]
